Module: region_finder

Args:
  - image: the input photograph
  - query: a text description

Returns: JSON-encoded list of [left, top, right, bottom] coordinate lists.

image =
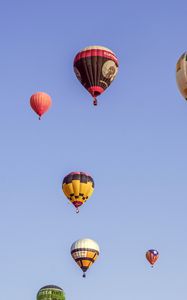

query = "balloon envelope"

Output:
[[73, 45, 119, 105], [146, 249, 159, 266], [37, 285, 65, 300], [71, 238, 100, 277], [62, 172, 94, 211], [176, 52, 187, 100], [30, 92, 52, 119]]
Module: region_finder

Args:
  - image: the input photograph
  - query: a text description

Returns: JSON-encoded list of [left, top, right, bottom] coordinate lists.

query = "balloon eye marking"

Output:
[[102, 60, 118, 81], [99, 80, 108, 88]]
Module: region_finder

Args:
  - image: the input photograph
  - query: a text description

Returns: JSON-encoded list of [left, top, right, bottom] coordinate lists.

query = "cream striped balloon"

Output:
[[71, 238, 100, 277], [176, 52, 187, 100]]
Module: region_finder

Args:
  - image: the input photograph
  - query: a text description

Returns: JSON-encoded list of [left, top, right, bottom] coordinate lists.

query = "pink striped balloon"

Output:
[[30, 92, 52, 119]]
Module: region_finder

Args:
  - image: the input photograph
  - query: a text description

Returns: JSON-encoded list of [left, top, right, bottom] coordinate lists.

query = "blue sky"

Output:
[[0, 0, 187, 299]]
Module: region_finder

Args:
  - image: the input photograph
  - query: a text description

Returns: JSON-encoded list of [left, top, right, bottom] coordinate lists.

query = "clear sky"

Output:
[[0, 0, 187, 299]]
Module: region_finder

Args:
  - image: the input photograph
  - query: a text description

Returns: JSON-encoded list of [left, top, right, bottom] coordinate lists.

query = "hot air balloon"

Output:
[[30, 92, 52, 119], [176, 52, 187, 100], [37, 285, 65, 300], [62, 172, 94, 213], [73, 45, 119, 105], [71, 238, 100, 277], [146, 249, 159, 267]]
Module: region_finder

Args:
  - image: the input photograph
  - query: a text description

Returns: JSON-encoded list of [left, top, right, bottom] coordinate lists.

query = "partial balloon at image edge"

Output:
[[176, 51, 187, 101], [37, 285, 65, 300]]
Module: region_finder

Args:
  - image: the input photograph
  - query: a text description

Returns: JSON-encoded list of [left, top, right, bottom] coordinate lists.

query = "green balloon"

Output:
[[37, 285, 66, 300]]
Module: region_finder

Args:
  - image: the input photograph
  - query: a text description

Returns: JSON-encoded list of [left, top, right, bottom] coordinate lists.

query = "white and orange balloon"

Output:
[[71, 238, 100, 277]]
